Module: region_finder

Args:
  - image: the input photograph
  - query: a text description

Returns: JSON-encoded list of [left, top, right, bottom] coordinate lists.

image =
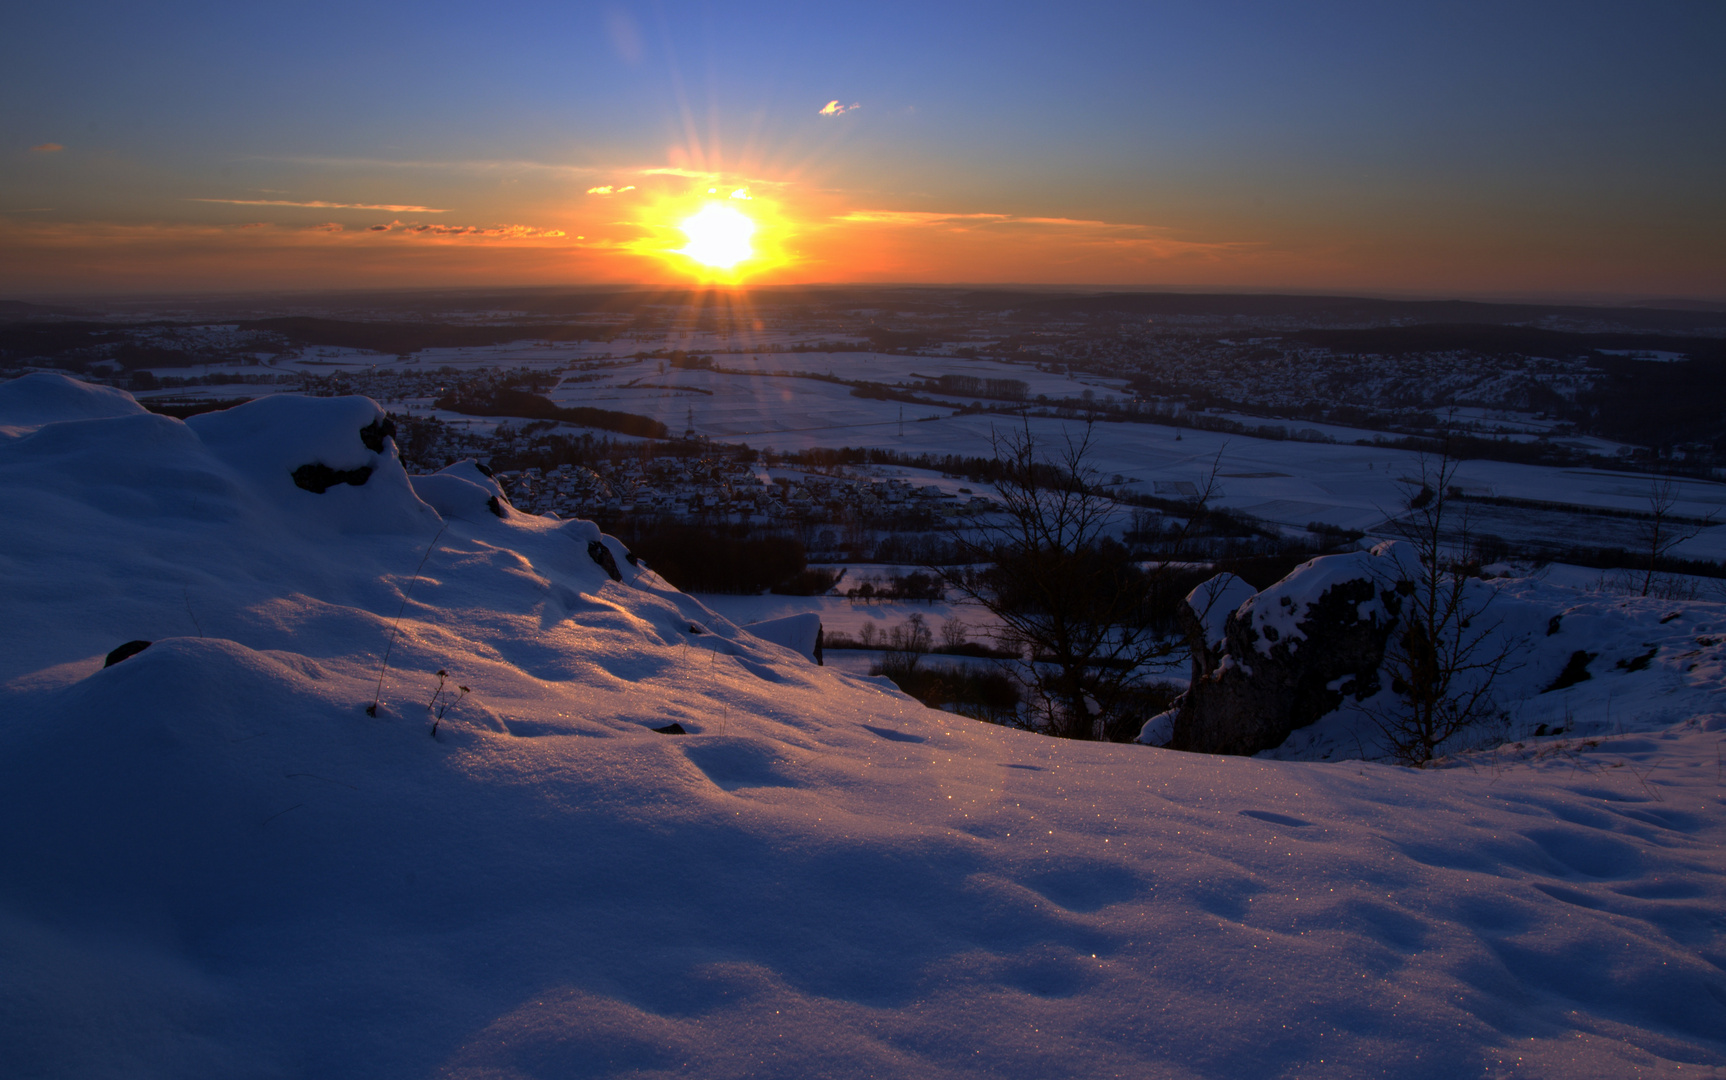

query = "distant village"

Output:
[[494, 458, 998, 528]]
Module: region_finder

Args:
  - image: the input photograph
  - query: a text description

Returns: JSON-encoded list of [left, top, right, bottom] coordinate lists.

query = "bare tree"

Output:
[[1374, 450, 1517, 765], [1638, 477, 1717, 597], [875, 613, 933, 683], [938, 420, 1214, 741], [940, 617, 969, 651]]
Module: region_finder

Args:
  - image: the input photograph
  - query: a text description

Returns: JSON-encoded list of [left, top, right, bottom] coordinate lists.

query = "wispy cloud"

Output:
[[838, 211, 1009, 226], [366, 220, 568, 238], [835, 207, 1254, 259], [261, 154, 605, 177], [586, 185, 637, 195], [818, 100, 860, 117], [188, 198, 451, 212], [2, 219, 571, 246], [0, 218, 599, 293], [29, 143, 64, 153]]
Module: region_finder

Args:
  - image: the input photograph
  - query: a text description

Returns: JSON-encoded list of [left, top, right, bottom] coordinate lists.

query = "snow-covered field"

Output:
[[3, 373, 1724, 1078], [130, 338, 1726, 559], [543, 354, 1726, 558]]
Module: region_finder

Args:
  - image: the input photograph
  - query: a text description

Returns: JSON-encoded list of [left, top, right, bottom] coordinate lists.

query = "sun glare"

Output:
[[679, 204, 755, 269]]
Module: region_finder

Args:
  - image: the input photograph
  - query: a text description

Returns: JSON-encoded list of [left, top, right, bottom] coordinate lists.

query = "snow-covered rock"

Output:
[[1156, 540, 1726, 764], [1165, 546, 1406, 755], [188, 393, 438, 534], [409, 459, 515, 523]]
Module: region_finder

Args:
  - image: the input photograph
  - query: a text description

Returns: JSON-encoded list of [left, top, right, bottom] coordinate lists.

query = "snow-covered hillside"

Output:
[[2, 373, 1723, 1079]]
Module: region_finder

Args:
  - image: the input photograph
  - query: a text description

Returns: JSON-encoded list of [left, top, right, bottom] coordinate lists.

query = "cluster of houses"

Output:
[[1057, 333, 1594, 434], [493, 458, 998, 524]]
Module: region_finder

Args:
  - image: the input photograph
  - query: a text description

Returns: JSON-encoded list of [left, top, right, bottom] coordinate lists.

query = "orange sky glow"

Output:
[[6, 158, 1720, 300]]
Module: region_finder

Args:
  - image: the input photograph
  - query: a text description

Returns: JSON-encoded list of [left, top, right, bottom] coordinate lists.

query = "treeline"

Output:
[[0, 323, 238, 372], [789, 445, 1005, 482], [929, 374, 1029, 400], [1287, 323, 1726, 362], [140, 397, 254, 419], [241, 317, 611, 354], [130, 370, 295, 391], [1573, 355, 1726, 455], [435, 387, 668, 439], [601, 521, 807, 594], [0, 321, 140, 365], [1536, 546, 1726, 581], [844, 571, 944, 602], [1455, 492, 1718, 527]]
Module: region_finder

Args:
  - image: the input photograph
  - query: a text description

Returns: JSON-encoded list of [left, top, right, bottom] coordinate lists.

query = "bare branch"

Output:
[[935, 419, 1196, 740]]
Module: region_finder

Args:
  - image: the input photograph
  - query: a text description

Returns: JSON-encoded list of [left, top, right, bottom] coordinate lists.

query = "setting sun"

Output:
[[678, 204, 755, 269]]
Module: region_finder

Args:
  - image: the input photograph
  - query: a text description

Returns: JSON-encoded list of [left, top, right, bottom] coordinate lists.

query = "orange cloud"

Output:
[[818, 100, 860, 117], [30, 143, 65, 153], [585, 185, 637, 195], [188, 198, 451, 212]]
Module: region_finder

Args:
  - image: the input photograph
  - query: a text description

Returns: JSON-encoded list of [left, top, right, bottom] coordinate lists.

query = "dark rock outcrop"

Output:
[[1167, 550, 1406, 755], [292, 463, 373, 493], [104, 640, 152, 667], [1543, 650, 1596, 691], [588, 539, 622, 581], [358, 417, 396, 453]]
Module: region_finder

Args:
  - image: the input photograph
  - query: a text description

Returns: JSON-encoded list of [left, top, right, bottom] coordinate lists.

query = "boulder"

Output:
[[1160, 545, 1411, 755]]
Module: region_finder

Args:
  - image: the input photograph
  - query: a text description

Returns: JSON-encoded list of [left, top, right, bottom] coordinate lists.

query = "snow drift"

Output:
[[1, 376, 1723, 1079]]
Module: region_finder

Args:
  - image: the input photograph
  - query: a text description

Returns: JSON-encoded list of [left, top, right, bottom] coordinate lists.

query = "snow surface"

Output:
[[0, 371, 146, 436], [1, 378, 1724, 1079]]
